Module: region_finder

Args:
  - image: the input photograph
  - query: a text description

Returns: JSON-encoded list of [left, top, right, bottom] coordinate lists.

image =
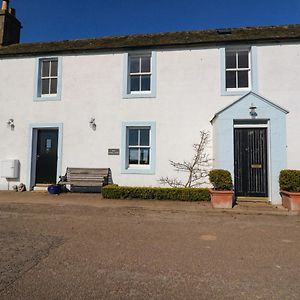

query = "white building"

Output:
[[0, 1, 299, 204]]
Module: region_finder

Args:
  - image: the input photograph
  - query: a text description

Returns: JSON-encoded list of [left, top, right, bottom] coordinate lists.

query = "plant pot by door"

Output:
[[209, 189, 234, 209], [281, 191, 300, 211]]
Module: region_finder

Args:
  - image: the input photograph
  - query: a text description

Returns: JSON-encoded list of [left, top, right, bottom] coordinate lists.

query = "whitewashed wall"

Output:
[[0, 42, 299, 196]]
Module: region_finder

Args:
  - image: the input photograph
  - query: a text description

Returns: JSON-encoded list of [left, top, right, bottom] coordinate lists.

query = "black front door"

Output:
[[35, 129, 58, 184], [234, 128, 268, 197]]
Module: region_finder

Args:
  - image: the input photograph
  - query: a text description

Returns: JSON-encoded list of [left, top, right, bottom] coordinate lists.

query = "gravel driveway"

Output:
[[0, 192, 299, 299]]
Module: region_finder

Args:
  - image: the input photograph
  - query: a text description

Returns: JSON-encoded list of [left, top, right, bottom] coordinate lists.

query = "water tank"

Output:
[[1, 159, 19, 179]]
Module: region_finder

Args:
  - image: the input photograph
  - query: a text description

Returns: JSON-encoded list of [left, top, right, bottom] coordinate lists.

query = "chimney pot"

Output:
[[9, 7, 15, 16], [1, 0, 9, 11]]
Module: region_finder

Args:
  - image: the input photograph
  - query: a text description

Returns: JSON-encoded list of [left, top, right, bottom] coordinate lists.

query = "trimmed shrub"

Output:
[[209, 169, 233, 190], [279, 169, 300, 192], [102, 185, 210, 201]]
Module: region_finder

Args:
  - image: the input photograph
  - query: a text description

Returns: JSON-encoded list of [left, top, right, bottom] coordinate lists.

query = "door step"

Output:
[[32, 184, 50, 192], [237, 197, 269, 203]]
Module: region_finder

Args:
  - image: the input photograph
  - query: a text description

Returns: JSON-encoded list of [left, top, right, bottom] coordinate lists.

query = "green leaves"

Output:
[[102, 185, 210, 201], [279, 170, 300, 192], [208, 169, 233, 191]]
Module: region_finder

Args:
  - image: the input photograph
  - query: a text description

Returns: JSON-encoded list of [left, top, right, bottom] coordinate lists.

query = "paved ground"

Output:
[[0, 191, 300, 299]]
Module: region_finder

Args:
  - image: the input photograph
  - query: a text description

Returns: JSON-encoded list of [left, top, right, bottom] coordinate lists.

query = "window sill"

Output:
[[221, 88, 251, 96], [121, 167, 155, 175], [123, 92, 156, 99], [33, 95, 62, 101]]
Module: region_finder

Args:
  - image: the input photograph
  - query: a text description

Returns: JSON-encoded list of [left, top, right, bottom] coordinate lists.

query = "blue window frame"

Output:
[[123, 52, 157, 99], [34, 56, 62, 101], [220, 46, 258, 96], [121, 121, 156, 174]]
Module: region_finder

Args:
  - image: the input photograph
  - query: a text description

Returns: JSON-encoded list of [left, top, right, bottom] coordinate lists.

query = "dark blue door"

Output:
[[35, 129, 58, 184], [234, 128, 268, 197]]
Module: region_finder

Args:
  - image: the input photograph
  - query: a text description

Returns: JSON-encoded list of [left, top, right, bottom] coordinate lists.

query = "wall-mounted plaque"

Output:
[[108, 148, 120, 155]]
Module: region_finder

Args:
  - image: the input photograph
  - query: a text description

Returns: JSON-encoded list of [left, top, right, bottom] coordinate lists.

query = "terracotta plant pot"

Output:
[[280, 191, 300, 211], [209, 189, 234, 209]]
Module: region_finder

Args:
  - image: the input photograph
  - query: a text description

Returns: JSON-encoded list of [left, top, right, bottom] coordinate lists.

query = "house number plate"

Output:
[[108, 149, 120, 155], [251, 164, 262, 169]]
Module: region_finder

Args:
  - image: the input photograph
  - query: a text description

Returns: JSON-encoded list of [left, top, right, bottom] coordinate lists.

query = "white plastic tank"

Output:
[[1, 159, 19, 179]]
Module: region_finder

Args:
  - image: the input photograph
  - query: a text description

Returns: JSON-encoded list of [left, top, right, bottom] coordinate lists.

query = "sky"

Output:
[[11, 0, 300, 43]]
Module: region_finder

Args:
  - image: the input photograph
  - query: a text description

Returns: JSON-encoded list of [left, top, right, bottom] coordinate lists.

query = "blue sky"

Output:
[[12, 0, 300, 43]]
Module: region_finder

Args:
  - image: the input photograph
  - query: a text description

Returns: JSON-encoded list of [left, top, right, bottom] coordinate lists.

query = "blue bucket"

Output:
[[47, 185, 61, 195]]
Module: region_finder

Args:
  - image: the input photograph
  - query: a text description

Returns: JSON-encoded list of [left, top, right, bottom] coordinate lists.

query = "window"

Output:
[[34, 57, 62, 101], [220, 47, 257, 96], [121, 122, 156, 174], [123, 52, 157, 98], [128, 127, 150, 166], [40, 59, 58, 96], [225, 50, 250, 90], [129, 55, 151, 93]]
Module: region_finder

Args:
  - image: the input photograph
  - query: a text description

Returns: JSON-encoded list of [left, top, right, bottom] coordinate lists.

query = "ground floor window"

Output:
[[121, 121, 156, 174], [128, 127, 150, 165]]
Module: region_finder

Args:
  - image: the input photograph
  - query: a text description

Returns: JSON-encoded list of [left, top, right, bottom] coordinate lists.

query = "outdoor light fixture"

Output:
[[7, 118, 15, 130], [89, 117, 96, 131], [249, 104, 257, 119]]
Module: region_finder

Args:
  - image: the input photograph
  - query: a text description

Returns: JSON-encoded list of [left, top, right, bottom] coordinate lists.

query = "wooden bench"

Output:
[[58, 168, 110, 188]]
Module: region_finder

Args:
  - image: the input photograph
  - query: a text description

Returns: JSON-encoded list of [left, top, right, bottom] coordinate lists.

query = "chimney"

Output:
[[0, 0, 22, 46]]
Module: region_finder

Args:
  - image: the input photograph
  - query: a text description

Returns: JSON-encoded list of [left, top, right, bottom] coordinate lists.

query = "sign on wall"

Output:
[[108, 149, 120, 155]]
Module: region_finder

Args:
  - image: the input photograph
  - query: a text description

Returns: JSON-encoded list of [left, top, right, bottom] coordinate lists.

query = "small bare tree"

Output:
[[159, 131, 211, 188]]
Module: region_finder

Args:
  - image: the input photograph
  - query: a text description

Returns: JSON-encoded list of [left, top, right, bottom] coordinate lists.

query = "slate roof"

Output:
[[1, 24, 300, 57]]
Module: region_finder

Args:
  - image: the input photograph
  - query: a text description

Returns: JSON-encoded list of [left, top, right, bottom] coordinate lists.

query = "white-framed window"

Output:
[[225, 49, 251, 90], [123, 52, 157, 98], [121, 121, 156, 174], [40, 58, 58, 96], [127, 127, 151, 166], [128, 54, 151, 93]]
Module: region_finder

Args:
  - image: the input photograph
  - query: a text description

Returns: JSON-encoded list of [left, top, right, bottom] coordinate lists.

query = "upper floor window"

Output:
[[220, 47, 257, 96], [225, 50, 250, 90], [34, 57, 62, 101], [123, 52, 157, 98], [129, 55, 151, 93], [40, 58, 58, 96]]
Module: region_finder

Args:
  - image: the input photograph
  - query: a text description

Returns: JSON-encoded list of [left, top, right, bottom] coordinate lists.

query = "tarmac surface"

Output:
[[0, 191, 300, 299]]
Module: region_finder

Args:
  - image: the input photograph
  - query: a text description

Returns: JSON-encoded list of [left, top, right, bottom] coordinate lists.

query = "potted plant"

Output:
[[279, 170, 300, 211], [209, 169, 234, 208]]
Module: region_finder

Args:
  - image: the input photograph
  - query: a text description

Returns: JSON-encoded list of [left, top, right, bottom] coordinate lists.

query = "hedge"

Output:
[[208, 169, 233, 190], [102, 185, 210, 201], [279, 169, 300, 192]]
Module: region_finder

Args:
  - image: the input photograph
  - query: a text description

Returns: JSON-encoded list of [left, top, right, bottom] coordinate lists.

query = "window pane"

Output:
[[226, 71, 236, 88], [140, 129, 150, 146], [51, 60, 58, 76], [140, 148, 150, 165], [129, 129, 139, 146], [130, 75, 140, 91], [238, 51, 249, 68], [50, 78, 58, 94], [42, 61, 50, 77], [41, 79, 50, 94], [238, 71, 249, 88], [141, 75, 151, 91], [129, 57, 140, 73], [225, 52, 236, 69], [129, 148, 139, 164], [141, 56, 151, 72]]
